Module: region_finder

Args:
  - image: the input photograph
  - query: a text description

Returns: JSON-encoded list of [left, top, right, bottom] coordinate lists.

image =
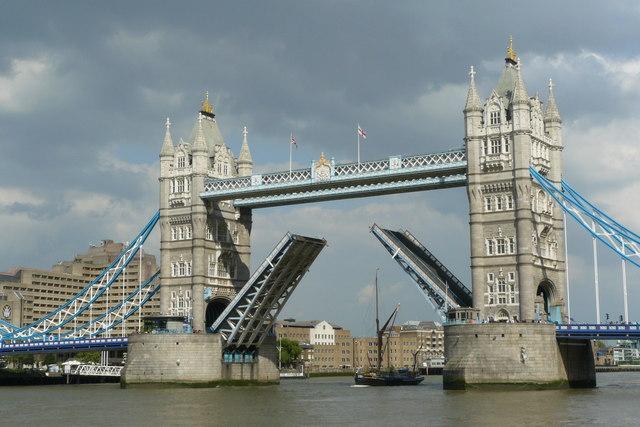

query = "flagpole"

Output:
[[357, 123, 360, 166], [289, 132, 293, 179]]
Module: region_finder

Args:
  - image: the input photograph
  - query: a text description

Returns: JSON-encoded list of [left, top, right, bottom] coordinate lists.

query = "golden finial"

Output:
[[505, 35, 517, 64], [201, 90, 214, 114], [318, 152, 330, 166]]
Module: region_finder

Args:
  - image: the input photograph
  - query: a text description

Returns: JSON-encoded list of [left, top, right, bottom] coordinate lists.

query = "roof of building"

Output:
[[277, 319, 344, 330], [400, 320, 442, 331]]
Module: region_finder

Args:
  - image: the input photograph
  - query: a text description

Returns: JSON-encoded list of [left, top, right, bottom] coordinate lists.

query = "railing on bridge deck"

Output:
[[201, 149, 467, 207], [64, 364, 123, 377], [556, 323, 640, 340], [0, 337, 128, 355]]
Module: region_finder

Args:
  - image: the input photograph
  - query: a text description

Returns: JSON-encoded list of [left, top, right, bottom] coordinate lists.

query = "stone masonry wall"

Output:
[[122, 333, 279, 386], [443, 323, 593, 389]]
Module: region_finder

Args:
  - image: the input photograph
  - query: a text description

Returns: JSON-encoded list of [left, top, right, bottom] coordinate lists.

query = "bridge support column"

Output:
[[443, 323, 595, 389], [121, 333, 279, 387]]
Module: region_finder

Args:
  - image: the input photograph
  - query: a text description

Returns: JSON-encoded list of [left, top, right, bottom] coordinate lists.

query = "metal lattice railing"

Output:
[[66, 364, 124, 377], [402, 151, 466, 168], [3, 211, 160, 341], [203, 149, 466, 193]]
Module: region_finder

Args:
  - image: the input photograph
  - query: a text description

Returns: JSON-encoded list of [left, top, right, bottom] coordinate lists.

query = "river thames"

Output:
[[1, 373, 639, 425]]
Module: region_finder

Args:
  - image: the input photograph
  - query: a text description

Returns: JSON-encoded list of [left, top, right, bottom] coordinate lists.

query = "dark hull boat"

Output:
[[355, 369, 424, 386], [354, 269, 424, 386]]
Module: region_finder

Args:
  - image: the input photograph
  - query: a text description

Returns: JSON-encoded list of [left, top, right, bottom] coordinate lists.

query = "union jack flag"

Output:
[[290, 133, 297, 147], [357, 125, 367, 139]]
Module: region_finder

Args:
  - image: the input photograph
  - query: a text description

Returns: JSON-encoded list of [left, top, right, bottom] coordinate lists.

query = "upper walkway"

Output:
[[201, 149, 467, 208]]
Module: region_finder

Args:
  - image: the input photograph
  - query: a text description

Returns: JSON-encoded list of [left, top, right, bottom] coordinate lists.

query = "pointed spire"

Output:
[[193, 113, 207, 152], [544, 78, 561, 122], [160, 117, 174, 157], [505, 35, 517, 64], [238, 126, 252, 163], [464, 66, 482, 112], [511, 59, 529, 105]]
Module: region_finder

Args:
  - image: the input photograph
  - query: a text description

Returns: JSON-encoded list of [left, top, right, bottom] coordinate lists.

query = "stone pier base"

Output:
[[443, 323, 595, 390], [121, 333, 279, 387]]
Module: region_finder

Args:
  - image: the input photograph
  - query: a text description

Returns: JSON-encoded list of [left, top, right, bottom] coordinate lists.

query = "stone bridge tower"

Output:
[[465, 38, 567, 323], [159, 94, 253, 331]]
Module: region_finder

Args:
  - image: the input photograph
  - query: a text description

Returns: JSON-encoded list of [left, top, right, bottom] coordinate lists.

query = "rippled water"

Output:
[[1, 373, 639, 426]]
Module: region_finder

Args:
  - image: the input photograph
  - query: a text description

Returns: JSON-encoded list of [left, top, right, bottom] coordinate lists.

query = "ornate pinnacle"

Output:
[[512, 58, 529, 105], [200, 90, 214, 115], [464, 65, 482, 112], [506, 35, 517, 64], [160, 116, 174, 157], [545, 78, 561, 122]]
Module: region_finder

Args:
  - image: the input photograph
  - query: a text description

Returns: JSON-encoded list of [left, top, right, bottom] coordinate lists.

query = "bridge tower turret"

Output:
[[465, 38, 567, 323], [158, 93, 253, 332]]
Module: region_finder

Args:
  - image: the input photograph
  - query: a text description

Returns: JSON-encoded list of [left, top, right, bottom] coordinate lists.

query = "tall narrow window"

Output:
[[177, 156, 186, 168], [497, 238, 506, 255], [490, 138, 501, 154], [490, 110, 500, 125], [496, 196, 503, 211], [482, 141, 488, 156], [485, 197, 493, 212], [504, 138, 510, 153], [509, 237, 516, 254], [486, 239, 495, 255], [507, 194, 514, 210]]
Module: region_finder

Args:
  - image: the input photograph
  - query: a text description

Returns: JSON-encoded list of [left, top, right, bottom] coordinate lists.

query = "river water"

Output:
[[1, 373, 639, 426]]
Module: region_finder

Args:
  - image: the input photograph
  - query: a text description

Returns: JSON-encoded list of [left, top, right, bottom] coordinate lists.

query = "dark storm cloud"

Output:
[[1, 1, 639, 330]]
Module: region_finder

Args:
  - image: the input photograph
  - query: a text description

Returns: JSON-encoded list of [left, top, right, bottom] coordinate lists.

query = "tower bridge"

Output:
[[2, 39, 640, 389]]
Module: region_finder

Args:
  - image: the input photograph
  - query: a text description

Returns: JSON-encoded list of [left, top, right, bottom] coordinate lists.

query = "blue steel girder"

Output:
[[530, 167, 640, 269], [211, 233, 326, 348], [60, 271, 160, 339], [3, 211, 160, 341], [201, 150, 467, 208]]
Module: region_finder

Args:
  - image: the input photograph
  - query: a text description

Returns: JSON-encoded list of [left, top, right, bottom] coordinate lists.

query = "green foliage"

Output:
[[279, 338, 302, 367], [76, 351, 101, 364], [43, 353, 57, 365]]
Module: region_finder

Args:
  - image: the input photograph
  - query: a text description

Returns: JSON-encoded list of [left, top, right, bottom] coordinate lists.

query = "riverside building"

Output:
[[275, 319, 353, 372], [353, 321, 444, 370]]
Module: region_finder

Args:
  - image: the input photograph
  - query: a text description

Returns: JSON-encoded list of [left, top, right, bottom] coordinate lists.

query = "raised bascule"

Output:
[[2, 39, 640, 389]]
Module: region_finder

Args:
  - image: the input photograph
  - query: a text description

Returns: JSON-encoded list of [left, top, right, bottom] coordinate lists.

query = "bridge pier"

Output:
[[443, 323, 595, 389], [121, 333, 279, 387]]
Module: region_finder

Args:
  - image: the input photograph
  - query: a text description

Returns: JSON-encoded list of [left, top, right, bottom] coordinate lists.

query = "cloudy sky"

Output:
[[2, 1, 640, 334]]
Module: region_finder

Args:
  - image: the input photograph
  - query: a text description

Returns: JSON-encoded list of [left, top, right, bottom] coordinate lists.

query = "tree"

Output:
[[279, 338, 302, 367], [76, 351, 101, 364], [43, 353, 57, 365]]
